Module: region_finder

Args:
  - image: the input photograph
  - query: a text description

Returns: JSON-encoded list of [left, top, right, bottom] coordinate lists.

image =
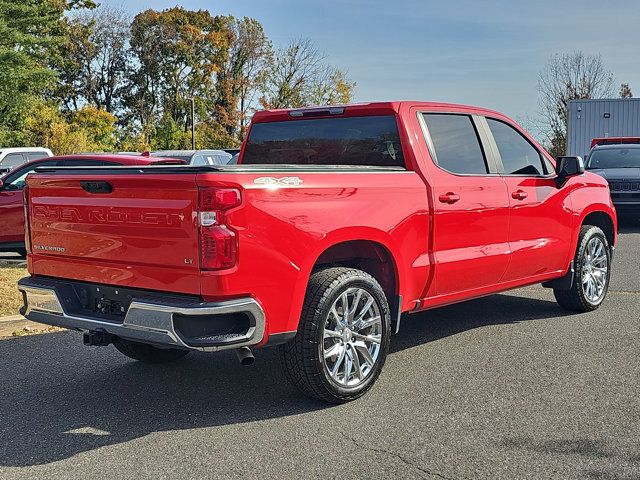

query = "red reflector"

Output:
[[200, 226, 237, 270], [199, 188, 241, 211]]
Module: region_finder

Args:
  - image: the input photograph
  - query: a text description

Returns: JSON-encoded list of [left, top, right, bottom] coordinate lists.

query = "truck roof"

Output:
[[252, 101, 507, 122]]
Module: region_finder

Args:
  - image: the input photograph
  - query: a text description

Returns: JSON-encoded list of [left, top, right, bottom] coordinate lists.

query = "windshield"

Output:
[[587, 148, 640, 169], [242, 115, 405, 167]]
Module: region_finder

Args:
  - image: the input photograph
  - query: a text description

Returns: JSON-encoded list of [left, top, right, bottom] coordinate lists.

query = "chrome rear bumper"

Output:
[[18, 277, 265, 352]]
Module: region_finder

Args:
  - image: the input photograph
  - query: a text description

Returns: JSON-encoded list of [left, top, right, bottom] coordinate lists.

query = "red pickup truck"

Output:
[[18, 102, 616, 403]]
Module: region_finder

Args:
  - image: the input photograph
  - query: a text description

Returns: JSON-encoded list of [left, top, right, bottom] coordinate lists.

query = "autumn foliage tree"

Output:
[[125, 8, 232, 148], [55, 6, 130, 114], [0, 4, 356, 151], [215, 17, 271, 139], [260, 38, 355, 110]]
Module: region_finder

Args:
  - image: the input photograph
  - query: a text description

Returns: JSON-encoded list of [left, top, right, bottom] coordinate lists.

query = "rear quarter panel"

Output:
[[198, 171, 430, 337]]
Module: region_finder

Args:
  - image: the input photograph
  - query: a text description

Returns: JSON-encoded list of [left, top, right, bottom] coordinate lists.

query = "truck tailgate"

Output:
[[27, 172, 200, 294]]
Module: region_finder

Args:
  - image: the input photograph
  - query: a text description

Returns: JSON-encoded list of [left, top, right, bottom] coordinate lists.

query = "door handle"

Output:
[[438, 192, 460, 204], [511, 190, 528, 200]]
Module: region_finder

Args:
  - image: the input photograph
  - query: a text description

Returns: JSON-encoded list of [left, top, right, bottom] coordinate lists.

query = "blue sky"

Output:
[[101, 0, 640, 124]]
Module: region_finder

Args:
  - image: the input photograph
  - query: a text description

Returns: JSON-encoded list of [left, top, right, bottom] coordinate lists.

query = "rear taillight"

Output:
[[23, 184, 32, 253], [198, 187, 241, 270]]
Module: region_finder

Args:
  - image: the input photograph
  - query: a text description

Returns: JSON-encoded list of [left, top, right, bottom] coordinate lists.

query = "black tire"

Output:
[[279, 267, 391, 403], [554, 225, 611, 312], [113, 338, 190, 364]]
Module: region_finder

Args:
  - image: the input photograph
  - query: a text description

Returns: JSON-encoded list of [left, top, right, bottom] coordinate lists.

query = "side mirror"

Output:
[[555, 156, 584, 187]]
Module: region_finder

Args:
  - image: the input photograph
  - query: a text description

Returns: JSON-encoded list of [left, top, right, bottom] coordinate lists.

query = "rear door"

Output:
[[27, 171, 202, 294], [484, 117, 573, 281], [420, 112, 511, 296]]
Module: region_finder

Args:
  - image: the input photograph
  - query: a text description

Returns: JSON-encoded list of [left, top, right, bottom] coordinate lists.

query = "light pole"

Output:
[[191, 97, 196, 150]]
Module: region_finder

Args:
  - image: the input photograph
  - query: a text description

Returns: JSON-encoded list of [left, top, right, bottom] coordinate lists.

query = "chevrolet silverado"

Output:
[[18, 102, 617, 403]]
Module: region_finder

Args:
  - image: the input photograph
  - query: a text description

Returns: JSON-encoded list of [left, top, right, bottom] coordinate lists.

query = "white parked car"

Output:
[[0, 147, 53, 174]]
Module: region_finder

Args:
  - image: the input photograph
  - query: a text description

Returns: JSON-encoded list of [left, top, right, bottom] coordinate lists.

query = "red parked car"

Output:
[[0, 154, 183, 256], [18, 102, 616, 403]]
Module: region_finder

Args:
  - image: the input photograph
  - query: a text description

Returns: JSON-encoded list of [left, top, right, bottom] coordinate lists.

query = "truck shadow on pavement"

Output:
[[0, 292, 571, 467], [617, 216, 640, 234]]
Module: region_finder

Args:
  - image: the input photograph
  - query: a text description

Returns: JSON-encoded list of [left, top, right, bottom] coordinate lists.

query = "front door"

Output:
[[484, 117, 573, 281]]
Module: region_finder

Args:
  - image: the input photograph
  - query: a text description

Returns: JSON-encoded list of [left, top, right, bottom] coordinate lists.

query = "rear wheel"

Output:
[[279, 267, 391, 403], [554, 225, 611, 312], [113, 338, 190, 364]]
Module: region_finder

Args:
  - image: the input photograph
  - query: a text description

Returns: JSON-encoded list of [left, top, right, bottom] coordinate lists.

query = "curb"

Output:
[[0, 317, 57, 338], [0, 260, 27, 268], [0, 314, 25, 323]]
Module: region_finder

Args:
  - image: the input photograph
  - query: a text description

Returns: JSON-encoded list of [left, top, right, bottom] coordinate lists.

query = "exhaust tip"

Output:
[[240, 356, 255, 366], [235, 346, 255, 366]]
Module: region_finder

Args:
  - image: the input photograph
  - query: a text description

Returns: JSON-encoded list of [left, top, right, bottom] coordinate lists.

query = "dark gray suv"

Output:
[[586, 141, 640, 217]]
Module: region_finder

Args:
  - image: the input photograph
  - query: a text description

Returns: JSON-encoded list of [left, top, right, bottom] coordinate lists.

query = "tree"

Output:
[[307, 69, 356, 106], [619, 83, 633, 98], [56, 6, 130, 114], [215, 17, 271, 140], [538, 51, 614, 157], [0, 0, 94, 145], [125, 8, 231, 144], [24, 103, 116, 154], [260, 38, 355, 110]]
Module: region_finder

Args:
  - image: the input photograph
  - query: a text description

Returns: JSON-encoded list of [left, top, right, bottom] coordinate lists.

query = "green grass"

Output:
[[0, 265, 27, 317]]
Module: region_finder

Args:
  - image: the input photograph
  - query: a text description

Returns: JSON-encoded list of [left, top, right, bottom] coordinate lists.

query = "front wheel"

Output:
[[279, 267, 391, 403], [554, 225, 611, 312], [113, 338, 191, 364]]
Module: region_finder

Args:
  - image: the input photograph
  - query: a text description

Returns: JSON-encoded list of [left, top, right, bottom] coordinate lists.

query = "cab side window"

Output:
[[423, 113, 488, 175], [486, 118, 546, 175]]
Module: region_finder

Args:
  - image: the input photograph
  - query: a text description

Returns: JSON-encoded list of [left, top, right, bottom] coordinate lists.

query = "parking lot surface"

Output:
[[0, 224, 638, 480]]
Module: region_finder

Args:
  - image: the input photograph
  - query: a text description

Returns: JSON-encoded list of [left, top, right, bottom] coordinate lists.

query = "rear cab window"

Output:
[[242, 115, 405, 168]]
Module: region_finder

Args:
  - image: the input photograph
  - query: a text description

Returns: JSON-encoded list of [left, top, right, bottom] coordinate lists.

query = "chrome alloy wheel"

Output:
[[321, 287, 382, 387], [581, 236, 608, 303]]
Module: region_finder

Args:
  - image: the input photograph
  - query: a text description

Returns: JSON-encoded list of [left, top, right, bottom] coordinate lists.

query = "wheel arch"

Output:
[[581, 210, 616, 249], [287, 229, 405, 335]]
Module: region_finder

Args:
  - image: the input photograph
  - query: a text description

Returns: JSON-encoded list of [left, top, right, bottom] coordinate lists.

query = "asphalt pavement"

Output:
[[0, 222, 638, 479]]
